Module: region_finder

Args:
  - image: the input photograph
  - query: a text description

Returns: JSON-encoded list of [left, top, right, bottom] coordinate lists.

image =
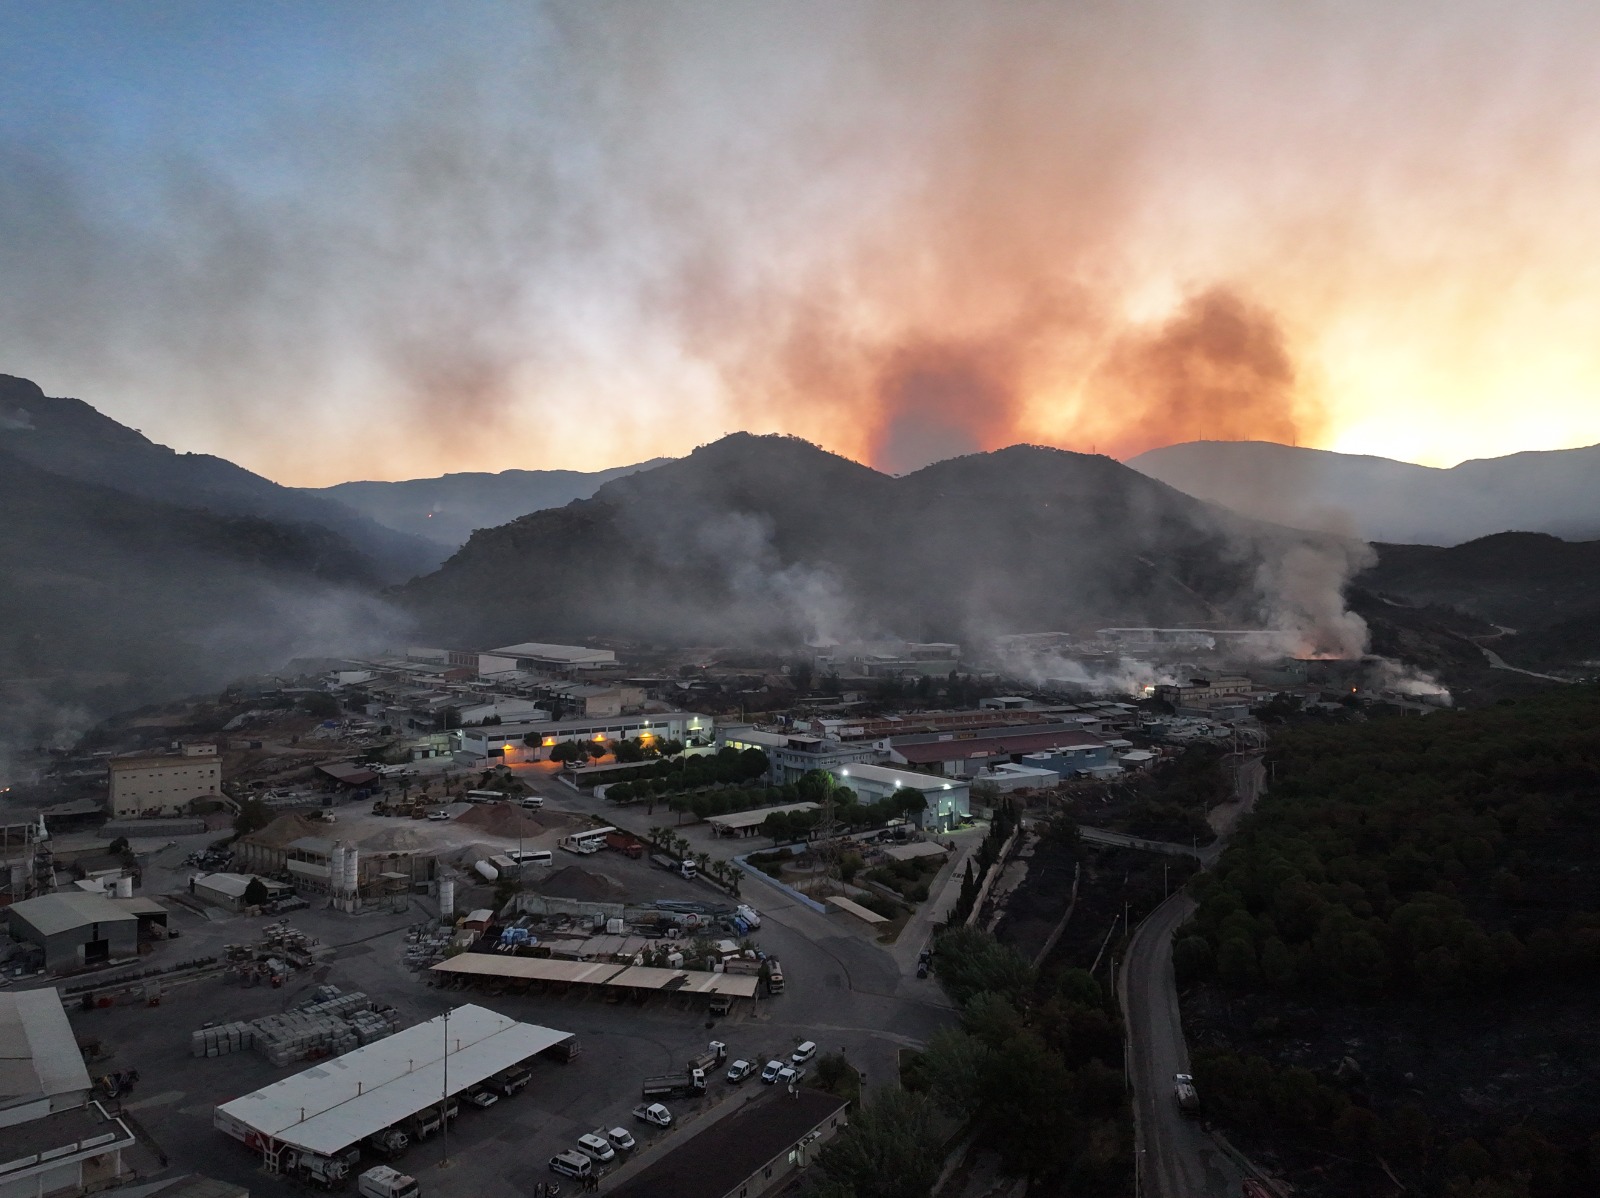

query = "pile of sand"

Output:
[[243, 813, 330, 847], [359, 826, 429, 852], [454, 803, 549, 839], [539, 866, 627, 902]]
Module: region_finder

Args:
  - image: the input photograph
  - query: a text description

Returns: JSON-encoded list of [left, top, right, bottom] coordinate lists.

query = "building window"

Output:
[[764, 1166, 773, 1179]]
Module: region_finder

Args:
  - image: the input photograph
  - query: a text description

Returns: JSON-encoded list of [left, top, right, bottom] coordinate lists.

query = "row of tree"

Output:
[[945, 799, 1020, 926]]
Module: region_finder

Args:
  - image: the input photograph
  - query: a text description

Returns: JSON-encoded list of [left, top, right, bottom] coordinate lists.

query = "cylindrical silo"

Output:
[[115, 875, 134, 898], [438, 877, 455, 918], [329, 844, 347, 896], [342, 844, 359, 896]]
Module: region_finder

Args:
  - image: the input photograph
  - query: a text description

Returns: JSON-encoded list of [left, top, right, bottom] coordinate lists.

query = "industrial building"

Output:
[[609, 1089, 849, 1198], [231, 832, 434, 896], [0, 988, 137, 1198], [829, 764, 970, 832], [214, 1005, 572, 1172], [457, 710, 712, 763], [477, 642, 617, 679], [190, 872, 292, 913], [106, 743, 221, 818], [3, 891, 169, 973], [717, 725, 879, 783], [887, 727, 1112, 778]]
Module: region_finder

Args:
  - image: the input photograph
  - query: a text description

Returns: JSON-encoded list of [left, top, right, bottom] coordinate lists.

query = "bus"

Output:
[[464, 790, 506, 803], [559, 826, 618, 855]]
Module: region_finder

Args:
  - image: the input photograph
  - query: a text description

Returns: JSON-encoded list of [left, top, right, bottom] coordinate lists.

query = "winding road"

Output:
[[1119, 753, 1266, 1198]]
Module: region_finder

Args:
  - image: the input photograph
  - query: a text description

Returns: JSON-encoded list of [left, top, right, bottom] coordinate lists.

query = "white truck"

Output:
[[281, 1149, 350, 1188], [633, 1102, 674, 1127], [359, 1166, 420, 1198]]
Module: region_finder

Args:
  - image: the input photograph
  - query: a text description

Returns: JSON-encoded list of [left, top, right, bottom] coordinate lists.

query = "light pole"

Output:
[[440, 1007, 450, 1166]]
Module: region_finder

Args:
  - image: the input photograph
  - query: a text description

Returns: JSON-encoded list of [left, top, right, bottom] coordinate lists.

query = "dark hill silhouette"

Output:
[[0, 374, 441, 579], [398, 433, 1329, 648], [1363, 532, 1600, 668], [0, 446, 400, 748], [308, 458, 672, 549]]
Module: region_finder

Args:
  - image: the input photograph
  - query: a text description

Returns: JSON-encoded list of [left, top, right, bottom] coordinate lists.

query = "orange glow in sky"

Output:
[[4, 3, 1599, 484]]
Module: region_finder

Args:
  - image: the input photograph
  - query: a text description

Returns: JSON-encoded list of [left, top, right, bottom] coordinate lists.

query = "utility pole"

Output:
[[440, 1006, 450, 1166]]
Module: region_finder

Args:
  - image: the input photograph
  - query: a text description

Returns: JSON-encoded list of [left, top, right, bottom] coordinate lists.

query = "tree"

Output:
[[762, 810, 792, 845], [815, 1087, 942, 1198], [243, 876, 271, 907], [584, 740, 607, 762], [547, 740, 583, 764], [234, 797, 271, 838], [791, 659, 815, 691]]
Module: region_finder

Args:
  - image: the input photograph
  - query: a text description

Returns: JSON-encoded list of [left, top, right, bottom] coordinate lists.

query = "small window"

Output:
[[764, 1166, 773, 1179]]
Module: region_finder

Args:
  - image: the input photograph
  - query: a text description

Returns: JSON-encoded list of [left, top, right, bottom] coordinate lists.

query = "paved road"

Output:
[[1118, 750, 1267, 1198], [1122, 892, 1244, 1197]]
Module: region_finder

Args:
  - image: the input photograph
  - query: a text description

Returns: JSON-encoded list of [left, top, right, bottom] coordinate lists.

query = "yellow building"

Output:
[[107, 743, 221, 818]]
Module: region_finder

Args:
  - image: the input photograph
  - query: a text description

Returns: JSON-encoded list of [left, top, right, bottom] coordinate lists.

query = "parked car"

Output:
[[549, 1151, 593, 1180], [427, 810, 450, 822], [606, 1127, 636, 1152], [576, 1133, 615, 1163], [791, 1041, 817, 1064], [760, 1060, 785, 1084], [726, 1059, 755, 1084]]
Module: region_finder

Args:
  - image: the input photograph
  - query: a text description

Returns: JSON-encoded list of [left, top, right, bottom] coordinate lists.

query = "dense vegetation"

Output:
[[1181, 686, 1600, 1197], [1182, 687, 1600, 998]]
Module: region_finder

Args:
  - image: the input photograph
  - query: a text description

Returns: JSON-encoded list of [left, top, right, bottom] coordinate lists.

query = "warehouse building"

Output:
[[457, 710, 712, 763], [477, 642, 617, 679], [214, 1004, 571, 1172], [609, 1089, 849, 1198], [0, 988, 137, 1198], [191, 872, 293, 913], [4, 892, 141, 972], [107, 743, 222, 818], [829, 764, 971, 832]]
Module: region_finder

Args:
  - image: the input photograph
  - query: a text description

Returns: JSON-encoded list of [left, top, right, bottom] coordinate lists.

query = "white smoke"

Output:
[[1254, 538, 1375, 659]]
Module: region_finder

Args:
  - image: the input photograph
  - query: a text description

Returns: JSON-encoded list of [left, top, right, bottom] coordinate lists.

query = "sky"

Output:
[[3, 1, 1600, 486]]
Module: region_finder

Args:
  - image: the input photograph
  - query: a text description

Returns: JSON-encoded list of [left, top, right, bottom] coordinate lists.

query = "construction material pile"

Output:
[[454, 803, 549, 839], [404, 921, 467, 970], [190, 985, 399, 1064]]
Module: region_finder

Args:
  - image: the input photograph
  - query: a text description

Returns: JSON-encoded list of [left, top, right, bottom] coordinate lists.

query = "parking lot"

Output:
[[67, 831, 954, 1195]]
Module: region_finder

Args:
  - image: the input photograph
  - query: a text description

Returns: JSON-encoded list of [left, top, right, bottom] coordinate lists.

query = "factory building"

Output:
[[2, 892, 166, 973], [106, 743, 221, 818], [829, 764, 971, 832], [888, 727, 1111, 778], [716, 725, 880, 783], [457, 711, 712, 763], [477, 642, 617, 679]]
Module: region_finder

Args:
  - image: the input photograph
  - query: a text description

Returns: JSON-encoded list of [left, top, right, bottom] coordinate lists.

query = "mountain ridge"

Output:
[[1129, 439, 1600, 545]]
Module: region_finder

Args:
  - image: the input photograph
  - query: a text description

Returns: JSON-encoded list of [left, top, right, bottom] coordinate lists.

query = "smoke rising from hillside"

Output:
[[8, 3, 1600, 482]]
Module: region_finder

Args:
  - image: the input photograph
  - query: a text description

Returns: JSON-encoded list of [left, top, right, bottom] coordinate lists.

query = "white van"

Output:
[[507, 849, 553, 867], [791, 1040, 817, 1064], [520, 796, 544, 810], [549, 1151, 593, 1179]]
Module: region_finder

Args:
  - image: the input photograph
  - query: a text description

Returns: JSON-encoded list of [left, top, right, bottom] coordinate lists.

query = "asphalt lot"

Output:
[[69, 784, 958, 1196]]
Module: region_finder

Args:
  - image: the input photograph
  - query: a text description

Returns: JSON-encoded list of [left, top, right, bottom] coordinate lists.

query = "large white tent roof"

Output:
[[214, 1005, 568, 1156]]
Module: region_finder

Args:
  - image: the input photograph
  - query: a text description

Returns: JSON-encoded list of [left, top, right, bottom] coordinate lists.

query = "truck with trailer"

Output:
[[359, 1166, 420, 1198], [604, 831, 645, 858], [642, 1067, 706, 1099], [650, 852, 698, 880]]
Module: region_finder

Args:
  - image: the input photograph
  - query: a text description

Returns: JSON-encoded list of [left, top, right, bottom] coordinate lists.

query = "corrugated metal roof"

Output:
[[430, 956, 624, 985], [0, 989, 92, 1105], [214, 1005, 568, 1156], [5, 892, 138, 937]]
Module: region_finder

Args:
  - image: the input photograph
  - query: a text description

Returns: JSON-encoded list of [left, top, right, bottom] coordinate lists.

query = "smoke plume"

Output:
[[10, 2, 1594, 482]]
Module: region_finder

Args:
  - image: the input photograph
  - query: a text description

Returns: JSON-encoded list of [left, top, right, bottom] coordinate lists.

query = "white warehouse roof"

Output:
[[833, 763, 963, 792], [0, 989, 92, 1112], [214, 1005, 568, 1157], [485, 643, 616, 666]]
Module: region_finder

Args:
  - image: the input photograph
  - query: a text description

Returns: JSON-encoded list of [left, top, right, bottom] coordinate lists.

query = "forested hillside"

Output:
[[1179, 687, 1600, 1197]]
